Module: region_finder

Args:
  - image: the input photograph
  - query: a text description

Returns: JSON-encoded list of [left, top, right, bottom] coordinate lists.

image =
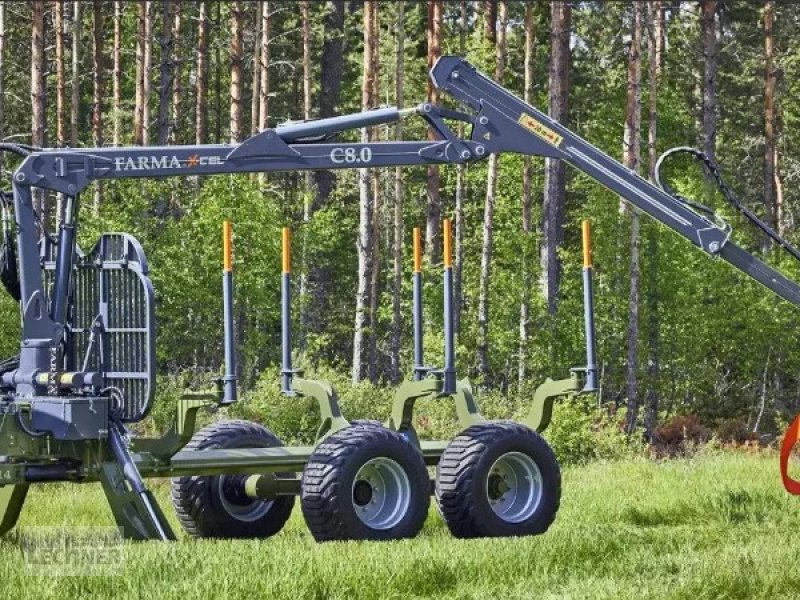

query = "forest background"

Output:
[[0, 0, 795, 454]]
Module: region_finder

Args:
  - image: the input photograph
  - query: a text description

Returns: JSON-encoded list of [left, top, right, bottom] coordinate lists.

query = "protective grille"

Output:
[[44, 233, 156, 422]]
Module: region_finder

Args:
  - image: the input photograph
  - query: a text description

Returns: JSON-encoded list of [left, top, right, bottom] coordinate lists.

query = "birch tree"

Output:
[[195, 0, 209, 144], [644, 0, 664, 441], [229, 0, 243, 143], [158, 0, 174, 145], [352, 0, 377, 383], [519, 0, 537, 384], [623, 2, 643, 435], [477, 0, 505, 383], [71, 1, 81, 147]]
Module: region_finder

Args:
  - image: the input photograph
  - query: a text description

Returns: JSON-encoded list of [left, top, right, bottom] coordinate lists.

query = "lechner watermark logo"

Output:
[[19, 526, 127, 577]]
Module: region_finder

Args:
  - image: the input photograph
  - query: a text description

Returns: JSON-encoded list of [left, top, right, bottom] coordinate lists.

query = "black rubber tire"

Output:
[[349, 419, 383, 429], [435, 420, 560, 539], [170, 419, 295, 539], [301, 424, 430, 542]]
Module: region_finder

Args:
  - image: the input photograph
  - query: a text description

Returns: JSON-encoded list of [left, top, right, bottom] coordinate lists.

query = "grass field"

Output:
[[1, 451, 799, 599]]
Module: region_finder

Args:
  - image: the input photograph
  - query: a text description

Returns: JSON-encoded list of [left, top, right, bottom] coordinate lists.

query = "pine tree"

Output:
[[541, 0, 570, 315]]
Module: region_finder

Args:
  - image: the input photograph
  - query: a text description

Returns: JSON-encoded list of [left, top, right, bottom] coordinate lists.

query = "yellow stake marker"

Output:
[[582, 220, 592, 268], [443, 218, 452, 267], [282, 227, 291, 274], [223, 221, 233, 272], [413, 227, 422, 273]]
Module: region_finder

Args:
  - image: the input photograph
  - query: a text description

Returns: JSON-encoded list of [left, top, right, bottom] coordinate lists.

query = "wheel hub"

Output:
[[486, 451, 543, 523], [353, 479, 374, 506], [351, 457, 411, 530], [218, 474, 274, 522]]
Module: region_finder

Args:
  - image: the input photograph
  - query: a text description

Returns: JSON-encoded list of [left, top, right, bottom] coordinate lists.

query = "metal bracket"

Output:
[[131, 394, 215, 462], [387, 378, 485, 448], [291, 378, 350, 443], [524, 372, 583, 433]]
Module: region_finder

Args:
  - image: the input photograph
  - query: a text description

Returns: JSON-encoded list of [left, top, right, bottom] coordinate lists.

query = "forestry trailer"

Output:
[[0, 56, 796, 542]]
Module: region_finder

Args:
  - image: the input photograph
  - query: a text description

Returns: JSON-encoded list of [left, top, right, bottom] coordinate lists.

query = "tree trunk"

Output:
[[453, 0, 468, 339], [477, 0, 506, 384], [31, 0, 47, 224], [297, 0, 314, 353], [701, 0, 717, 162], [229, 0, 243, 143], [540, 0, 570, 315], [71, 1, 81, 147], [623, 2, 643, 435], [311, 1, 345, 211], [519, 0, 537, 385], [753, 348, 771, 433], [55, 1, 66, 147], [142, 1, 153, 145], [195, 0, 208, 144], [775, 132, 784, 237], [112, 1, 123, 146], [158, 0, 174, 145], [352, 0, 377, 384], [303, 0, 345, 342], [390, 0, 405, 384], [214, 1, 222, 143], [54, 1, 66, 225], [301, 0, 313, 196], [250, 2, 261, 135], [764, 0, 776, 240], [170, 1, 182, 144], [425, 0, 443, 265], [134, 1, 145, 144], [302, 2, 312, 122], [644, 0, 664, 442], [367, 1, 381, 383], [484, 0, 497, 46], [258, 1, 270, 131], [0, 4, 5, 176], [92, 0, 104, 211]]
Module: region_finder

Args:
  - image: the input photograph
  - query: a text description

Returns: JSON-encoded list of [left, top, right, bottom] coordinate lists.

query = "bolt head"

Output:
[[14, 173, 25, 182], [708, 241, 720, 253], [479, 116, 489, 125], [460, 150, 471, 159], [67, 184, 77, 194], [475, 146, 486, 156], [452, 72, 460, 79]]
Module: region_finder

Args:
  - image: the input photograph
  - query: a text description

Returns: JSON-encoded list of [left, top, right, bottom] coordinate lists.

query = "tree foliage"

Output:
[[0, 1, 798, 438]]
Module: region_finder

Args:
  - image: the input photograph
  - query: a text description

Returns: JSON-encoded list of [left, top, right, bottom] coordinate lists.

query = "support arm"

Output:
[[429, 57, 800, 309]]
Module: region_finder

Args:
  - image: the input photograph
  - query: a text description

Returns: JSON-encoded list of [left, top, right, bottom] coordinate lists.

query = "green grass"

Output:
[[1, 451, 799, 599]]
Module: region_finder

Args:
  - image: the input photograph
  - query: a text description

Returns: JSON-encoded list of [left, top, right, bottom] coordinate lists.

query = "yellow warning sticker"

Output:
[[517, 113, 563, 148]]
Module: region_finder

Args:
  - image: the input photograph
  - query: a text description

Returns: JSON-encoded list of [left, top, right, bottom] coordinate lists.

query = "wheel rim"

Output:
[[486, 451, 543, 523], [351, 457, 411, 530], [218, 475, 274, 522]]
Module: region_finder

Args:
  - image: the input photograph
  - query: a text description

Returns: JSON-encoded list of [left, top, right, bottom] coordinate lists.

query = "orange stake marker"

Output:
[[223, 221, 233, 272], [582, 219, 592, 268], [443, 218, 452, 268], [282, 227, 291, 274], [413, 227, 422, 273]]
